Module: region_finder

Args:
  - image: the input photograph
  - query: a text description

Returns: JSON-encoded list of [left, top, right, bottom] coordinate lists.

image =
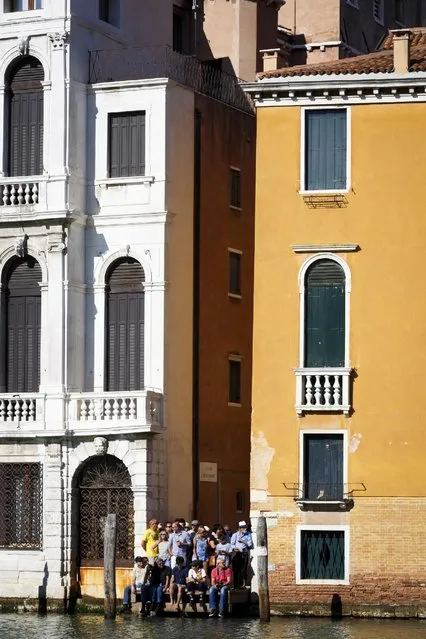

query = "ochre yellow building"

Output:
[[246, 29, 426, 614]]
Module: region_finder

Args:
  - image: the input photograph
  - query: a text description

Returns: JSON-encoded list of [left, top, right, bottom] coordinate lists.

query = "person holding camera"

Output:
[[208, 557, 232, 617]]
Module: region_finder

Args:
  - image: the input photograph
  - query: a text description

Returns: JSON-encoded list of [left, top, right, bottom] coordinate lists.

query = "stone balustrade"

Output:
[[294, 368, 352, 415]]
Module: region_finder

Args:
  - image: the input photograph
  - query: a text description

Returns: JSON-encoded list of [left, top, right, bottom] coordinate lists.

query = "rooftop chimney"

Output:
[[260, 48, 281, 73], [391, 29, 412, 74]]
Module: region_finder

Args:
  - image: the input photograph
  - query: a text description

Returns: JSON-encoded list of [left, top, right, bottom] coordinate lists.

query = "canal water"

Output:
[[0, 615, 425, 639]]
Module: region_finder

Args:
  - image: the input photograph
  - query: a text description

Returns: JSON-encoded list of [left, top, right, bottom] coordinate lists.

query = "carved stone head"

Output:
[[94, 437, 108, 455]]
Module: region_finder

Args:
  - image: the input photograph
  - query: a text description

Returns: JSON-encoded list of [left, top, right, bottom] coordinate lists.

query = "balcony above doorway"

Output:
[[283, 481, 366, 512], [0, 390, 163, 437], [294, 367, 352, 415]]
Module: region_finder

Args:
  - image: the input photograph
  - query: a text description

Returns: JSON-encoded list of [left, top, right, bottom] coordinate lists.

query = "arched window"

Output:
[[304, 259, 345, 368], [1, 256, 41, 392], [5, 56, 44, 177], [105, 257, 145, 391]]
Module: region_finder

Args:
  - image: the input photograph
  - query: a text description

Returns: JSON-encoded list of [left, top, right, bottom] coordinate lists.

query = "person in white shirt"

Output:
[[186, 560, 208, 608]]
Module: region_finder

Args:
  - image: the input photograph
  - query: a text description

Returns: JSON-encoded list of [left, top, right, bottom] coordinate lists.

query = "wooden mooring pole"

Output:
[[104, 513, 117, 619], [257, 516, 270, 622]]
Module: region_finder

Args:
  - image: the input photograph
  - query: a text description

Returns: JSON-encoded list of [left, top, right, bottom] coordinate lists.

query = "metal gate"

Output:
[[78, 455, 134, 568]]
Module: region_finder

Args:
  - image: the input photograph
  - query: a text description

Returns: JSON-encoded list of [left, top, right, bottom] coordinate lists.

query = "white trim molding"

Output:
[[295, 524, 350, 585], [300, 105, 351, 195], [292, 244, 358, 253]]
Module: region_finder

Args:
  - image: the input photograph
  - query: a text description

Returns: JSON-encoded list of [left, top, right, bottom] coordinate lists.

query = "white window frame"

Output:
[[373, 0, 384, 25], [345, 0, 359, 8], [297, 253, 351, 368], [296, 524, 350, 585], [228, 247, 242, 299], [300, 106, 351, 195], [228, 354, 243, 407], [299, 429, 348, 502]]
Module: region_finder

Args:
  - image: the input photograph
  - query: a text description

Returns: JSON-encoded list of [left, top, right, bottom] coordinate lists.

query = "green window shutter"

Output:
[[305, 109, 347, 190], [304, 434, 343, 500], [305, 260, 345, 367]]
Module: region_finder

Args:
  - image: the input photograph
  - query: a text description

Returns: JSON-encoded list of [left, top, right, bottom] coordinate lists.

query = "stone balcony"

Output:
[[294, 367, 352, 415], [0, 390, 163, 437]]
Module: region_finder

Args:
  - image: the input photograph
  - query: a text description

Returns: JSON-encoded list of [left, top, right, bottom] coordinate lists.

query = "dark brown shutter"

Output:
[[109, 112, 145, 178], [7, 57, 44, 177], [5, 257, 41, 393], [106, 258, 145, 392]]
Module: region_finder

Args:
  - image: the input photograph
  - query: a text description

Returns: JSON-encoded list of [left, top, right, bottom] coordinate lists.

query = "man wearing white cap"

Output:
[[230, 521, 253, 588]]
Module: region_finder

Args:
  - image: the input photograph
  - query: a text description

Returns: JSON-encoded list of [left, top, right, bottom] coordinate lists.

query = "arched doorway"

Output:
[[76, 455, 134, 598], [5, 56, 44, 177], [0, 256, 41, 393], [105, 257, 145, 391]]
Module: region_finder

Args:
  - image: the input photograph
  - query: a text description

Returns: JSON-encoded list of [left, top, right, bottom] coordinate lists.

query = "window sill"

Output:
[[228, 402, 242, 408], [296, 578, 349, 586], [228, 292, 242, 300], [230, 205, 242, 212], [96, 176, 155, 188], [299, 188, 349, 196], [373, 17, 384, 26], [2, 10, 45, 17]]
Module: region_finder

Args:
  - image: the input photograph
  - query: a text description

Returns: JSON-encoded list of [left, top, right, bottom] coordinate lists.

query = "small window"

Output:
[[304, 109, 347, 192], [395, 0, 404, 23], [236, 490, 244, 513], [228, 250, 242, 297], [299, 529, 347, 581], [108, 112, 146, 178], [5, 0, 43, 10], [173, 5, 192, 54], [302, 434, 344, 500], [99, 0, 120, 27], [345, 0, 359, 8], [373, 0, 384, 23], [230, 167, 242, 209], [228, 357, 242, 405], [0, 463, 43, 549]]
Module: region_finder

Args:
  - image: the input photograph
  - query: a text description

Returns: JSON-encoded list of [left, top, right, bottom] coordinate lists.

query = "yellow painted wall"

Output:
[[252, 101, 426, 502]]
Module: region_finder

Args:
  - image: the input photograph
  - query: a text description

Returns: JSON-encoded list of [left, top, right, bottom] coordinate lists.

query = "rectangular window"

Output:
[[0, 463, 42, 549], [173, 6, 191, 54], [99, 0, 120, 27], [5, 0, 43, 10], [228, 357, 242, 405], [304, 109, 347, 192], [302, 434, 344, 500], [228, 250, 242, 297], [230, 167, 242, 208], [108, 112, 146, 178], [373, 0, 384, 23], [300, 529, 346, 580], [236, 490, 244, 513]]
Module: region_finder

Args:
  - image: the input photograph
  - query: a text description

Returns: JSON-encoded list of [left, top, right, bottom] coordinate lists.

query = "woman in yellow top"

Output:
[[141, 518, 159, 564]]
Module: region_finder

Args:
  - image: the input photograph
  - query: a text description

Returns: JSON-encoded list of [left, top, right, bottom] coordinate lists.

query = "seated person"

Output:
[[208, 558, 232, 618], [149, 557, 171, 613], [186, 560, 208, 607], [170, 555, 188, 612], [120, 556, 151, 613]]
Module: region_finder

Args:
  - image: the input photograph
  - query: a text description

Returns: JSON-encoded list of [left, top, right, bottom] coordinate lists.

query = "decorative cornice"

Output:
[[291, 244, 359, 253]]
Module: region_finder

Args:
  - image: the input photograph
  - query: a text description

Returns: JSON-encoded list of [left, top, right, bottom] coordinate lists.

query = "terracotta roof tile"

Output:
[[259, 28, 426, 79]]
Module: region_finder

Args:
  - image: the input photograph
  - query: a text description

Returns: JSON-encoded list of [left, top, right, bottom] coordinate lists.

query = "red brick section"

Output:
[[258, 28, 426, 79]]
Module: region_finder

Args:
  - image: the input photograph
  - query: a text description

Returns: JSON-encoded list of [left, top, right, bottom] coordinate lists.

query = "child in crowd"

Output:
[[170, 555, 188, 612], [186, 560, 208, 610]]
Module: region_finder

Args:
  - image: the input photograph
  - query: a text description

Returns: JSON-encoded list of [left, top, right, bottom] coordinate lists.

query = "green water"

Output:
[[0, 616, 425, 639]]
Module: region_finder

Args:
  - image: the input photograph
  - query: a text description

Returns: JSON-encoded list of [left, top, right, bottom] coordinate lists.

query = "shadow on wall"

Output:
[[38, 562, 48, 614], [331, 593, 343, 620]]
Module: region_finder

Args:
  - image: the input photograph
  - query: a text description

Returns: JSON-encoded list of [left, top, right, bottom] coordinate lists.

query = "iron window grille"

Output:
[[230, 168, 242, 208], [0, 462, 43, 549], [301, 530, 345, 580], [229, 251, 242, 296]]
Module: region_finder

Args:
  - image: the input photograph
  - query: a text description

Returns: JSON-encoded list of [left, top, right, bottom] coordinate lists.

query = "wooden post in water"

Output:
[[257, 516, 270, 622], [104, 514, 117, 619]]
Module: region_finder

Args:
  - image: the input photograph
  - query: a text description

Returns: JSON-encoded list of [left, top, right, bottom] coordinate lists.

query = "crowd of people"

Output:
[[121, 518, 254, 618]]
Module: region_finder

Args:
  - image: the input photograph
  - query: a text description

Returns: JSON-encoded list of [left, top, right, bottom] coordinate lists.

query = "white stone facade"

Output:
[[0, 0, 194, 600]]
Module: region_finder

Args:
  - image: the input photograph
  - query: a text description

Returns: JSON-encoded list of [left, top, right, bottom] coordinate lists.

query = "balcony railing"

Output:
[[283, 481, 367, 506], [0, 393, 46, 426], [89, 45, 254, 114], [0, 176, 47, 209], [294, 367, 352, 415], [67, 390, 163, 432]]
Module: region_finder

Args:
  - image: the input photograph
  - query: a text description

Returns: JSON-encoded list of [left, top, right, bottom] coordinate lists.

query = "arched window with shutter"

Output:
[[105, 258, 145, 392], [1, 256, 42, 392], [5, 56, 44, 177], [304, 259, 345, 368]]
